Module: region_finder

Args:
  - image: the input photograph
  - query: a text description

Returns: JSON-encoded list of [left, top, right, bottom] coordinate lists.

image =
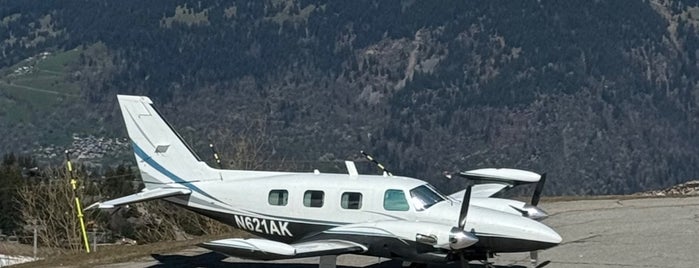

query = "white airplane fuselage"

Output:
[[147, 164, 560, 262], [105, 95, 561, 264]]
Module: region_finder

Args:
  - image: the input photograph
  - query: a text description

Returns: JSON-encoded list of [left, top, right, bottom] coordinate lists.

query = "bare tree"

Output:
[[17, 168, 83, 252], [211, 117, 274, 170]]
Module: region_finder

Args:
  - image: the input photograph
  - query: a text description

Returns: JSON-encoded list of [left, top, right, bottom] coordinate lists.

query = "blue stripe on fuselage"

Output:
[[132, 142, 221, 202]]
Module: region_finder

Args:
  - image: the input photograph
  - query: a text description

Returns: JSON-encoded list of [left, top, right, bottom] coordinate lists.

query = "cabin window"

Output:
[[268, 190, 288, 206], [341, 192, 362, 209], [383, 189, 410, 211], [303, 190, 324, 208]]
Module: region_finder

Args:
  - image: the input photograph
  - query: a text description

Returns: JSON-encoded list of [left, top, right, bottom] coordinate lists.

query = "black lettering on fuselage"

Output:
[[233, 215, 293, 237]]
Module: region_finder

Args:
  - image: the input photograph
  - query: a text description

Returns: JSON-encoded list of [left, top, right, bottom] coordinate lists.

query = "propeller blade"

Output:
[[458, 186, 472, 229], [531, 173, 547, 206]]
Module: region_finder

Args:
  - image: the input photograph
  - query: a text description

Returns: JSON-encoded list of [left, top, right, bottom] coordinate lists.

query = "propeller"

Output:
[[507, 173, 549, 220], [457, 186, 472, 230], [531, 173, 547, 206], [528, 173, 549, 267], [450, 186, 478, 268]]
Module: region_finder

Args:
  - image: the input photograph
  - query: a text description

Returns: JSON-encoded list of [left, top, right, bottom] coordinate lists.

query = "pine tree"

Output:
[[0, 153, 30, 234]]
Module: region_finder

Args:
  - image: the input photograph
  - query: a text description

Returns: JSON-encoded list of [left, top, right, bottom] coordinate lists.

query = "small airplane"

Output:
[[89, 95, 561, 268]]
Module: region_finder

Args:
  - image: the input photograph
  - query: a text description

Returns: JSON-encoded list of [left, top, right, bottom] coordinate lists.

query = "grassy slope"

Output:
[[0, 48, 80, 118], [0, 48, 82, 146]]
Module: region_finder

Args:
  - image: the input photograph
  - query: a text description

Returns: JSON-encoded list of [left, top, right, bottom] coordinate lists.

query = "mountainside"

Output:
[[2, 0, 699, 195]]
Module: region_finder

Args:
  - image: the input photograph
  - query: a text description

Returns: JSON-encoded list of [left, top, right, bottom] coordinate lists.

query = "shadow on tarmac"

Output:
[[147, 251, 527, 268]]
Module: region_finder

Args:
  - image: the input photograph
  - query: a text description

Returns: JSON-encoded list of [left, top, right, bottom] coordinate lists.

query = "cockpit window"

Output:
[[410, 184, 446, 211]]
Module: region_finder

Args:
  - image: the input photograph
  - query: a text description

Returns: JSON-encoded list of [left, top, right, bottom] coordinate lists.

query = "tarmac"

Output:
[[99, 196, 699, 268]]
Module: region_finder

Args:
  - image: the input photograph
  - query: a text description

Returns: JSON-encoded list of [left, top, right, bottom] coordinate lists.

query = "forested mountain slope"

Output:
[[2, 0, 699, 195]]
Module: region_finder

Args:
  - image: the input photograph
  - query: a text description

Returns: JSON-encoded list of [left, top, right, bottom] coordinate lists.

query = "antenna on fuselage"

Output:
[[209, 143, 223, 169], [360, 150, 393, 177]]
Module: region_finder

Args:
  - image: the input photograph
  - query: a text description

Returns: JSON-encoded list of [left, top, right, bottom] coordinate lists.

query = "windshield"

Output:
[[410, 184, 446, 211]]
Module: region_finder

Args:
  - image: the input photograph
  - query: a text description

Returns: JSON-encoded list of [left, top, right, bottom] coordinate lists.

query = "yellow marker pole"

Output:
[[65, 151, 91, 253]]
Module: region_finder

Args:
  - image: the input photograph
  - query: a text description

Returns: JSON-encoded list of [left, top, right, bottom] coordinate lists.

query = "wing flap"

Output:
[[293, 239, 367, 257], [199, 238, 366, 260], [86, 187, 191, 210]]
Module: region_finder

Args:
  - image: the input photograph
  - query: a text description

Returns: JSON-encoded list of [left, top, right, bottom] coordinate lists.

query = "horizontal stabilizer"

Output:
[[199, 238, 366, 260], [86, 187, 191, 210]]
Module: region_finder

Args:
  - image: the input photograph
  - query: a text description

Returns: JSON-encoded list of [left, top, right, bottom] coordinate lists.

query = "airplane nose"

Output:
[[553, 232, 562, 244], [537, 225, 562, 245], [522, 218, 562, 249]]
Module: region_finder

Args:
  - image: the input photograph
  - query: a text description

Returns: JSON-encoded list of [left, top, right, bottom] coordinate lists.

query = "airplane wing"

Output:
[[199, 238, 367, 260], [200, 220, 476, 261], [85, 187, 191, 210], [450, 168, 541, 198], [450, 184, 510, 200]]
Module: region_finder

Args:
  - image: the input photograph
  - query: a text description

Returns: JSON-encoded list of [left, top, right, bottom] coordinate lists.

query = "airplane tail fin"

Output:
[[117, 95, 215, 188]]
